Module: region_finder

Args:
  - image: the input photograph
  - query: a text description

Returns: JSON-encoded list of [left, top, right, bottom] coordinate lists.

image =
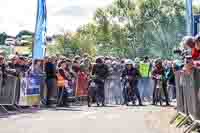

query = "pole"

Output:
[[186, 0, 193, 35], [32, 0, 39, 72]]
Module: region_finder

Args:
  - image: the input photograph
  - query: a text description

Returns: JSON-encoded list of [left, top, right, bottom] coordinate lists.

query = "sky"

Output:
[[0, 0, 113, 36], [0, 0, 199, 36]]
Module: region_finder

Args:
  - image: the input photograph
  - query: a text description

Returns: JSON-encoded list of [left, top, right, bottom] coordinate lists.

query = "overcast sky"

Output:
[[0, 0, 113, 36], [0, 0, 199, 36]]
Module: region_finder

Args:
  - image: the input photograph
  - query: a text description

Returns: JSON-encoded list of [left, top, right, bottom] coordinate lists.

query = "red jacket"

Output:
[[192, 48, 200, 60]]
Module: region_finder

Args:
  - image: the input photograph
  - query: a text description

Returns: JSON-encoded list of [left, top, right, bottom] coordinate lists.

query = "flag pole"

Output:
[[32, 0, 39, 71], [186, 0, 193, 36], [32, 0, 47, 71]]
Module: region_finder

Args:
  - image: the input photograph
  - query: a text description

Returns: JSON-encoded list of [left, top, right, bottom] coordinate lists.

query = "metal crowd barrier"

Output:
[[190, 68, 200, 120], [175, 71, 185, 114], [0, 73, 20, 114], [171, 68, 200, 132]]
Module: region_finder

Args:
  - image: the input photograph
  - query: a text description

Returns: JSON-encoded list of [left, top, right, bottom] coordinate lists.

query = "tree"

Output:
[[91, 0, 186, 58], [0, 32, 7, 45], [47, 0, 188, 59], [16, 30, 33, 38]]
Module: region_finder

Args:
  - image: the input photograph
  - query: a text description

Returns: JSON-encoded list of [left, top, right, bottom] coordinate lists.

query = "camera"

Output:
[[173, 48, 192, 59]]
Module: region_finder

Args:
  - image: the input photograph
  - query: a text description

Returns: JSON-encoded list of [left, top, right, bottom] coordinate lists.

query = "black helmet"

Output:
[[96, 57, 103, 64], [155, 58, 162, 65]]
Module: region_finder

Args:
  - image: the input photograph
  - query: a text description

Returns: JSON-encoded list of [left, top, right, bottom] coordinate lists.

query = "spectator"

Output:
[[57, 60, 69, 107], [32, 59, 43, 75], [192, 34, 200, 60], [151, 59, 169, 106], [45, 57, 57, 107]]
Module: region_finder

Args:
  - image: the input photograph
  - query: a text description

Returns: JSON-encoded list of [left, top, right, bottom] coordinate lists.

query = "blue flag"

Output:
[[33, 0, 47, 59]]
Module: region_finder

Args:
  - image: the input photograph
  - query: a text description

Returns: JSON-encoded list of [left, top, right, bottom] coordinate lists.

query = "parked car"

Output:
[[17, 35, 32, 46], [5, 38, 16, 46]]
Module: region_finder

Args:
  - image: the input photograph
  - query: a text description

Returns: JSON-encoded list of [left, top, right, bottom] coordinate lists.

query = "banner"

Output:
[[33, 0, 47, 59], [19, 75, 42, 106], [19, 77, 29, 106]]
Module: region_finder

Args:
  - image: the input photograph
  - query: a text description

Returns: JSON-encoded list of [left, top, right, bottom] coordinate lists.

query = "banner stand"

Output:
[[170, 113, 180, 124], [0, 105, 9, 114]]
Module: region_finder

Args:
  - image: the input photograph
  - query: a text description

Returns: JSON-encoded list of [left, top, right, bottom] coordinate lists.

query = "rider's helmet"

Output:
[[155, 58, 162, 67], [125, 59, 134, 65], [134, 57, 140, 64]]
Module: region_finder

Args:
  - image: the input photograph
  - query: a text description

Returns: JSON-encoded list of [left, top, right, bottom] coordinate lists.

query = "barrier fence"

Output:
[[0, 74, 18, 105], [172, 68, 200, 133], [0, 71, 91, 115]]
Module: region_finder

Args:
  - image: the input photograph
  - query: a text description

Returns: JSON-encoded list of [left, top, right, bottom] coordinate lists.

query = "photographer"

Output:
[[192, 34, 200, 61]]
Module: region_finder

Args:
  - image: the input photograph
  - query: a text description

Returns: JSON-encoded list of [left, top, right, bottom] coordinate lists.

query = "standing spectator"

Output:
[[57, 61, 69, 107], [0, 56, 6, 87], [138, 56, 153, 102], [165, 61, 176, 101], [111, 60, 124, 104], [32, 60, 43, 75], [45, 57, 57, 107], [104, 59, 114, 104], [151, 59, 170, 106], [193, 34, 200, 60], [92, 57, 109, 106]]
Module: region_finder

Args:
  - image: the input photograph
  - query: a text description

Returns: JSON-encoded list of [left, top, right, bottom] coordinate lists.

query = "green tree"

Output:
[[0, 32, 7, 45]]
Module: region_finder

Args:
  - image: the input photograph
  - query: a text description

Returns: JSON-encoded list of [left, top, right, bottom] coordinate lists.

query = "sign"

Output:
[[19, 75, 42, 106], [18, 77, 29, 106]]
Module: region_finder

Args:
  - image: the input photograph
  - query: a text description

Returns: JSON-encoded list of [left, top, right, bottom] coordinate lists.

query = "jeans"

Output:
[[138, 78, 153, 101]]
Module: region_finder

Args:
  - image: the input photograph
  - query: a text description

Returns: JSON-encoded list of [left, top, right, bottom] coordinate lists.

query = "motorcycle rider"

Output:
[[92, 57, 109, 106], [121, 59, 142, 106], [152, 59, 170, 106]]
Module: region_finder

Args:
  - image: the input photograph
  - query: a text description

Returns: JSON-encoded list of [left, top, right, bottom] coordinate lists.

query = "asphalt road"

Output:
[[0, 105, 184, 133]]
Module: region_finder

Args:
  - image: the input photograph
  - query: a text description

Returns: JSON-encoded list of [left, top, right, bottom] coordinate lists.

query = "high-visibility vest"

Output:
[[139, 62, 150, 78], [57, 74, 65, 88]]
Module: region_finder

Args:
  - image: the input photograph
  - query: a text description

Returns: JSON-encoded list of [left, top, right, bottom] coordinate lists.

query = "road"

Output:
[[0, 105, 184, 133]]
